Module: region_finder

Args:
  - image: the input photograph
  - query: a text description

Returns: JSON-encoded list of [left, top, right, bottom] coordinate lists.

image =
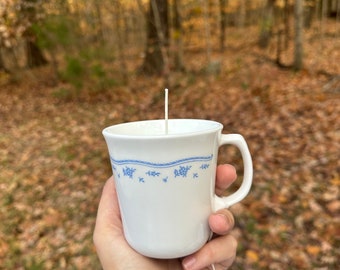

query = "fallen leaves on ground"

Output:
[[0, 24, 339, 269]]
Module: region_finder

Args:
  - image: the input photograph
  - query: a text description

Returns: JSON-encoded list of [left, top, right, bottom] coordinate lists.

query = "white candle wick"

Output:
[[165, 88, 169, 134]]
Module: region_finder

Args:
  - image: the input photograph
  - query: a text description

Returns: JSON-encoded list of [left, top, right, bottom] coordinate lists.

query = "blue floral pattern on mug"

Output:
[[110, 154, 213, 183]]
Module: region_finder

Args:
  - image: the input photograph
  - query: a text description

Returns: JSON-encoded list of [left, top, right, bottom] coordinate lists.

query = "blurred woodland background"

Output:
[[0, 0, 339, 269]]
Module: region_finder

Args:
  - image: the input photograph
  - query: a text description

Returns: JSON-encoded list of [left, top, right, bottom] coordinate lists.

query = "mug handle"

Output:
[[213, 134, 253, 211]]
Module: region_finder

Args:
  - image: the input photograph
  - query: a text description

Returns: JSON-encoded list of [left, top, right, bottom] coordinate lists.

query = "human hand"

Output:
[[93, 164, 238, 270]]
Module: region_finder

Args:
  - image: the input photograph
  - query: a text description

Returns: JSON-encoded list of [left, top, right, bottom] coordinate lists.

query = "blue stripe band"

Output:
[[110, 154, 213, 168]]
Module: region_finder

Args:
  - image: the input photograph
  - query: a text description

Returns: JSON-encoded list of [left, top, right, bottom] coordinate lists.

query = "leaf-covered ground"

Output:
[[0, 24, 339, 269]]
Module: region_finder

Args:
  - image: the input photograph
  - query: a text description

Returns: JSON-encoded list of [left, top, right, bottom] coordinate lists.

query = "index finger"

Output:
[[215, 164, 237, 196]]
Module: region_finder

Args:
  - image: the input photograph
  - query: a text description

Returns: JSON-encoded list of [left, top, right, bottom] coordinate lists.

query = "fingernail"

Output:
[[182, 256, 196, 270], [217, 214, 229, 226], [214, 214, 232, 234]]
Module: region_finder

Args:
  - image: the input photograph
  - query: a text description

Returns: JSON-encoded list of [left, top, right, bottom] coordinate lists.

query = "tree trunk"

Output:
[[94, 1, 105, 44], [304, 0, 315, 28], [219, 0, 228, 52], [26, 39, 48, 68], [320, 0, 327, 43], [337, 0, 340, 38], [173, 0, 185, 71], [140, 0, 169, 75], [276, 28, 283, 65], [114, 0, 128, 84], [294, 0, 304, 70], [19, 0, 48, 68], [0, 48, 9, 73], [258, 0, 276, 48], [202, 0, 212, 64], [283, 0, 290, 49], [238, 0, 246, 28]]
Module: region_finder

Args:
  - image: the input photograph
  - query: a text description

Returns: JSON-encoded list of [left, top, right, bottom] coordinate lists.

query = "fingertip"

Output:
[[218, 164, 237, 182], [182, 256, 197, 270], [209, 210, 235, 235], [215, 164, 237, 195]]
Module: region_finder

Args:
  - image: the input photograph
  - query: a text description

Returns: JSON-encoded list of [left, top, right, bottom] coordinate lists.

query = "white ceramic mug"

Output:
[[102, 119, 253, 259]]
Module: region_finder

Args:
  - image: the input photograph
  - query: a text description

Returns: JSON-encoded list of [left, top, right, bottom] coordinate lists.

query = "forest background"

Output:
[[0, 0, 339, 269]]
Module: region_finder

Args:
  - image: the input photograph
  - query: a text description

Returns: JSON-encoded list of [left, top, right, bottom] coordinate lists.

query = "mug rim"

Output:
[[102, 119, 223, 139]]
